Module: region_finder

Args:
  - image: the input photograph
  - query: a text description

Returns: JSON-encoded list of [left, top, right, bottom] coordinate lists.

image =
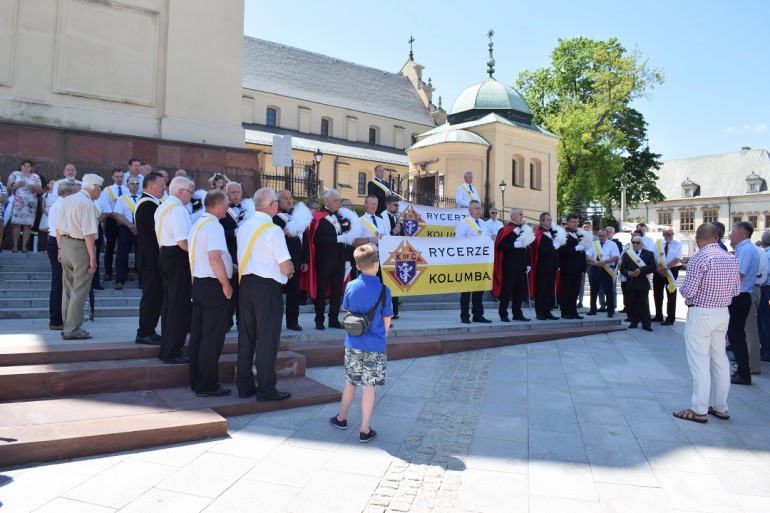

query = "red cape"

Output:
[[307, 211, 328, 300], [492, 225, 518, 297]]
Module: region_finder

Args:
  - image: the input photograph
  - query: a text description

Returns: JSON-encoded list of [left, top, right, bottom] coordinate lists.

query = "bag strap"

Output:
[[364, 285, 387, 322]]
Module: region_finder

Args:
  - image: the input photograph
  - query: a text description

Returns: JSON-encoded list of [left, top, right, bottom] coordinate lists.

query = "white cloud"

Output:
[[725, 124, 767, 134], [725, 127, 735, 133], [755, 124, 767, 133]]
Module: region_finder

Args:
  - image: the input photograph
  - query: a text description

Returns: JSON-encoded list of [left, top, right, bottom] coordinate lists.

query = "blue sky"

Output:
[[244, 0, 768, 161]]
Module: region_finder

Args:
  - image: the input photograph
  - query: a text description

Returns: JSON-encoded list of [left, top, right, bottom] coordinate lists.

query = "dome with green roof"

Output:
[[448, 78, 533, 126]]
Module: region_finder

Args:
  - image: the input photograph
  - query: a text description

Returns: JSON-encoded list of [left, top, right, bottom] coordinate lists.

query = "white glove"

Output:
[[514, 241, 523, 249], [336, 235, 347, 243], [553, 242, 561, 250], [526, 266, 531, 273], [576, 246, 585, 252]]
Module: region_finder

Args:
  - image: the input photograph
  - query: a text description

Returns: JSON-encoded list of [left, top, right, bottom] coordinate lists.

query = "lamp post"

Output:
[[499, 180, 507, 218], [312, 148, 323, 197], [619, 176, 627, 225]]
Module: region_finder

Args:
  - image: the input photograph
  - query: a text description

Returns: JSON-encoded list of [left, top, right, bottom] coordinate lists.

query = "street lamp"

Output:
[[311, 148, 323, 197], [499, 180, 507, 217]]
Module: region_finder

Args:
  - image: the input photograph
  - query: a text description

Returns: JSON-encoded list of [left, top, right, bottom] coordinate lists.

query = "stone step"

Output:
[[0, 264, 53, 272], [0, 306, 140, 319], [1, 297, 143, 308], [0, 351, 306, 401], [0, 376, 340, 467], [0, 288, 143, 298], [0, 279, 141, 289]]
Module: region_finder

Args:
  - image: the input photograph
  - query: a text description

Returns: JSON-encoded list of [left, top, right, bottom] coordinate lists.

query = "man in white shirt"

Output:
[[236, 188, 294, 402], [636, 222, 656, 253], [126, 158, 144, 191], [652, 228, 683, 325], [455, 171, 481, 208], [50, 163, 82, 200], [111, 176, 141, 289], [585, 229, 620, 318], [155, 176, 194, 364], [456, 200, 492, 324], [357, 195, 387, 249], [46, 181, 80, 330], [102, 168, 124, 282], [485, 208, 504, 237], [187, 189, 233, 397]]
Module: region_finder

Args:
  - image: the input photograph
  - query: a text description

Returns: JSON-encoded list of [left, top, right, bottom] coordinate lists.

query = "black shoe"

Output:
[[628, 323, 638, 329], [725, 344, 733, 352], [651, 316, 664, 323], [642, 326, 653, 332], [196, 388, 231, 397], [238, 390, 256, 399], [135, 335, 161, 345], [359, 428, 377, 443], [149, 333, 161, 342], [162, 355, 189, 364], [104, 274, 113, 281], [661, 320, 674, 326], [287, 324, 303, 332], [624, 318, 632, 323], [328, 321, 344, 329], [461, 319, 471, 324], [586, 311, 597, 316], [597, 308, 607, 313], [256, 390, 292, 402], [572, 315, 584, 320], [607, 313, 614, 318], [472, 316, 492, 323], [315, 323, 325, 330], [93, 284, 104, 291], [536, 316, 547, 320], [546, 313, 560, 320], [618, 309, 626, 313], [499, 315, 511, 322], [513, 315, 530, 322], [392, 314, 400, 319], [731, 372, 751, 385]]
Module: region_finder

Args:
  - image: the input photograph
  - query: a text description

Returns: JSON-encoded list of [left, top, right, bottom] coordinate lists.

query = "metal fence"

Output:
[[404, 192, 457, 208], [257, 161, 320, 200]]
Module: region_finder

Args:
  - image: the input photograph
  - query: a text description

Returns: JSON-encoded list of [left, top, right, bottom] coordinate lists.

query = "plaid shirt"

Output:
[[680, 242, 741, 308]]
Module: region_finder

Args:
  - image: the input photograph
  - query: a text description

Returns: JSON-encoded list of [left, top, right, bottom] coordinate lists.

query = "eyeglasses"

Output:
[[181, 189, 195, 195], [632, 241, 642, 245], [127, 181, 140, 185]]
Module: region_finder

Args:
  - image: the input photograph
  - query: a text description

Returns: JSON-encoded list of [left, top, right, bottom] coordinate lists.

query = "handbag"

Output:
[[342, 285, 387, 337]]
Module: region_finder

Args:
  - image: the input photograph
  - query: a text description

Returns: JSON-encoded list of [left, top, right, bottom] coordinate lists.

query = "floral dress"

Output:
[[9, 171, 41, 226]]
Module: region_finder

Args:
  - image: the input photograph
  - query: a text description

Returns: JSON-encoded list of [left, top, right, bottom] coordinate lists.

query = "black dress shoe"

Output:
[[499, 315, 511, 322], [513, 315, 530, 322], [731, 373, 752, 385], [642, 326, 653, 332], [256, 390, 292, 402], [546, 314, 560, 320], [135, 335, 161, 346], [618, 309, 627, 313], [328, 321, 344, 329], [607, 313, 614, 318], [392, 315, 400, 319], [104, 274, 113, 281], [651, 316, 664, 323], [149, 333, 162, 342], [461, 319, 471, 324], [93, 284, 105, 291], [162, 355, 189, 364], [572, 315, 584, 320], [661, 320, 674, 326], [624, 318, 632, 323], [315, 323, 325, 330], [472, 316, 493, 323], [287, 324, 303, 332], [238, 390, 256, 399], [196, 388, 231, 397], [597, 308, 607, 313], [536, 315, 547, 320], [586, 310, 597, 316], [628, 323, 638, 329]]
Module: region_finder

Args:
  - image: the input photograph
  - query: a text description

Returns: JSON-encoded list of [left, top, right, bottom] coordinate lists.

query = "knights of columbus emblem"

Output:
[[383, 240, 428, 293], [400, 205, 425, 237]]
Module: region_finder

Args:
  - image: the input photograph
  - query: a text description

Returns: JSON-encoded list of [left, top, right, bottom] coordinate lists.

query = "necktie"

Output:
[[371, 215, 378, 228], [131, 195, 137, 202], [117, 186, 122, 197], [469, 185, 474, 193], [475, 219, 481, 227], [664, 242, 669, 257]]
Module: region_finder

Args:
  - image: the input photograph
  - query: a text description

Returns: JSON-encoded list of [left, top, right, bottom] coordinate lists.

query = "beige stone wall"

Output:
[[242, 90, 432, 151], [0, 0, 244, 147], [407, 142, 487, 202]]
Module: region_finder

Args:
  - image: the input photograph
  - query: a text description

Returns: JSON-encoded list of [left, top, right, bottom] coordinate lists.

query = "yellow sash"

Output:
[[136, 196, 159, 210], [107, 187, 116, 202], [370, 179, 390, 194], [121, 194, 137, 214], [626, 249, 646, 269], [465, 217, 482, 235], [593, 241, 616, 281], [155, 200, 183, 246], [238, 221, 276, 282], [461, 184, 476, 200], [656, 239, 677, 293], [360, 216, 379, 237], [189, 218, 214, 281]]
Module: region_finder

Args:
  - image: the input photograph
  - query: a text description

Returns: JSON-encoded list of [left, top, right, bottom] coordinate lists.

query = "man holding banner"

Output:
[[455, 200, 493, 323], [652, 228, 682, 326], [585, 229, 619, 318]]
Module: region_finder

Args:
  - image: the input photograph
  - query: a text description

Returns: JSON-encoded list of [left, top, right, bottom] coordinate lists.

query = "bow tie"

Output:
[[230, 203, 241, 209]]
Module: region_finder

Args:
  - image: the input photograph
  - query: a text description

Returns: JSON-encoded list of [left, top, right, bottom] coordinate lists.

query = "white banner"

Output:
[[396, 202, 468, 237]]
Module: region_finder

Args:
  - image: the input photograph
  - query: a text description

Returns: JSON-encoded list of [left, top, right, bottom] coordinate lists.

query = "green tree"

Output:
[[516, 37, 664, 214]]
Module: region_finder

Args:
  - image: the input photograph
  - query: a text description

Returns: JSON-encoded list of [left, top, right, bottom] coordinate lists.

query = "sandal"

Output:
[[11, 248, 17, 253], [673, 408, 708, 424], [707, 406, 730, 420]]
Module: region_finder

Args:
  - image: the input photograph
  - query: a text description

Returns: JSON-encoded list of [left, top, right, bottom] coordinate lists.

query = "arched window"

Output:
[[321, 117, 332, 137], [358, 172, 367, 196], [266, 107, 279, 127], [530, 159, 542, 190], [512, 155, 525, 187]]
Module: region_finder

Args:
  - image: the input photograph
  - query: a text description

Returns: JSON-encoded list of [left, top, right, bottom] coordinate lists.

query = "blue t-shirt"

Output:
[[342, 274, 393, 352]]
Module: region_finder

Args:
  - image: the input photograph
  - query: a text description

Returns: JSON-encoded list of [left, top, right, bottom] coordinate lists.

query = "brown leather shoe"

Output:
[[49, 324, 64, 330], [731, 373, 751, 386]]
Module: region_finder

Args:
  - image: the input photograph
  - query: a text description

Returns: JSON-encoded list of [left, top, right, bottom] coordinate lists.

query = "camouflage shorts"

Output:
[[344, 347, 387, 387]]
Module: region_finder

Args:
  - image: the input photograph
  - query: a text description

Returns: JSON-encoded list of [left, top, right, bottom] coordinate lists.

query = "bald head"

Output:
[[695, 223, 719, 248]]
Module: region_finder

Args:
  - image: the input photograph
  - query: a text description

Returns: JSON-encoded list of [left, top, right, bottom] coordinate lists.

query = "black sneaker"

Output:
[[329, 415, 348, 430], [359, 428, 377, 443]]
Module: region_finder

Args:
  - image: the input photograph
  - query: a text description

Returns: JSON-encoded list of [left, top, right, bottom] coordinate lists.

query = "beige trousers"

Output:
[[685, 306, 731, 415], [61, 236, 91, 334]]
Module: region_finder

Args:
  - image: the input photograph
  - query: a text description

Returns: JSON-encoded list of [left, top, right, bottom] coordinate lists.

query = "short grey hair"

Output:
[[464, 171, 473, 178], [762, 230, 770, 246], [509, 207, 523, 216], [169, 176, 194, 195], [58, 181, 80, 195], [226, 181, 242, 192], [605, 226, 615, 235], [253, 187, 277, 208], [322, 189, 341, 201], [81, 173, 104, 192]]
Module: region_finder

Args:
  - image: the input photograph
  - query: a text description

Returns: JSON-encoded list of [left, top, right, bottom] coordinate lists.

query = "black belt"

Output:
[[63, 234, 85, 241]]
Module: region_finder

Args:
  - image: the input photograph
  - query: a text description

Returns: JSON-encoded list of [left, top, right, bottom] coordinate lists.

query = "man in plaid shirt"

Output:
[[674, 223, 740, 424]]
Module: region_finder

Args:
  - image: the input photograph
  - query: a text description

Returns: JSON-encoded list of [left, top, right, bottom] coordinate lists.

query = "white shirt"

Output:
[[94, 192, 112, 218], [641, 235, 656, 253], [653, 238, 683, 266], [154, 196, 191, 247], [455, 216, 491, 237], [104, 183, 126, 208], [455, 182, 481, 208], [237, 211, 291, 284], [48, 196, 64, 235], [188, 213, 233, 279], [50, 178, 82, 201], [586, 239, 620, 263], [359, 213, 387, 238], [485, 218, 504, 237], [113, 193, 140, 225]]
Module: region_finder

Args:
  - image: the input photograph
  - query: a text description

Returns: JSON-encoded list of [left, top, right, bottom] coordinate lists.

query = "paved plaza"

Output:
[[2, 302, 770, 513]]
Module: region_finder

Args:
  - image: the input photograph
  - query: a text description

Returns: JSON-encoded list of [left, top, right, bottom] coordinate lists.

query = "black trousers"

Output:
[[47, 237, 63, 326], [158, 246, 191, 360], [116, 226, 135, 284], [137, 266, 163, 338], [560, 271, 582, 317], [653, 269, 679, 321], [460, 291, 484, 320], [588, 266, 615, 314], [620, 281, 628, 311], [534, 270, 555, 317], [103, 217, 118, 276], [626, 288, 651, 328], [227, 274, 239, 328], [189, 278, 229, 393], [498, 266, 527, 317], [314, 258, 344, 324], [284, 267, 301, 327], [91, 224, 103, 289], [237, 275, 283, 396], [728, 292, 752, 378]]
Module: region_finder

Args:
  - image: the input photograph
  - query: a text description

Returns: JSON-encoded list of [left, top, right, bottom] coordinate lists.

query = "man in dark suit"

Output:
[[274, 190, 309, 331], [134, 172, 165, 345], [367, 164, 391, 216], [619, 235, 656, 331], [493, 208, 530, 322], [559, 214, 587, 319], [530, 212, 560, 320], [221, 182, 247, 331]]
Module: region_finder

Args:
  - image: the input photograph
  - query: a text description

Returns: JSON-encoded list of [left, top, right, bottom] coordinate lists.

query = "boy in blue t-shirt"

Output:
[[329, 244, 393, 443]]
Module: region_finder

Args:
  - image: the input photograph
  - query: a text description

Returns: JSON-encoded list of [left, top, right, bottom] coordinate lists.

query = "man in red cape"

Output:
[[529, 212, 561, 320], [492, 208, 530, 322]]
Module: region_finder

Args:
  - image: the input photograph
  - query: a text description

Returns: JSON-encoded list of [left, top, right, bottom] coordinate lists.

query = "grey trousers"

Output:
[[61, 236, 91, 334]]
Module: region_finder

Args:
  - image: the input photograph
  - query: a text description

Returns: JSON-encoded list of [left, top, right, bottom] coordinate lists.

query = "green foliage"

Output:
[[516, 37, 664, 214]]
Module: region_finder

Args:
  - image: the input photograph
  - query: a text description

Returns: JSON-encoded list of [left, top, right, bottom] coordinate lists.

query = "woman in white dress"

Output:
[[6, 159, 42, 253]]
